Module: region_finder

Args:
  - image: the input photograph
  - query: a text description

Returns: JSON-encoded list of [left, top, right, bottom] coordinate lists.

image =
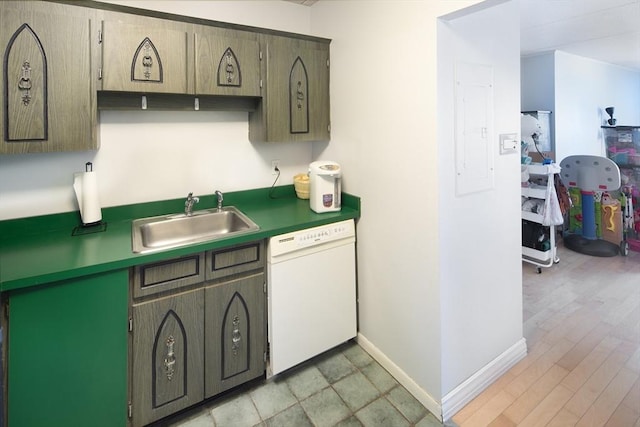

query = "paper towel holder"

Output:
[[72, 222, 107, 235], [72, 161, 107, 234]]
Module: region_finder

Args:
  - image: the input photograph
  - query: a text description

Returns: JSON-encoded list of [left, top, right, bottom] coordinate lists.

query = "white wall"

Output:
[[521, 53, 555, 154], [555, 51, 640, 162], [521, 51, 640, 164], [437, 0, 523, 398], [311, 0, 447, 405], [0, 1, 314, 220], [312, 0, 522, 416], [521, 54, 555, 113]]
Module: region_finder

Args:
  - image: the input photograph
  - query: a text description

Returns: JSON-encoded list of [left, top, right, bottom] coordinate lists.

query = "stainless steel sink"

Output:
[[132, 206, 259, 253]]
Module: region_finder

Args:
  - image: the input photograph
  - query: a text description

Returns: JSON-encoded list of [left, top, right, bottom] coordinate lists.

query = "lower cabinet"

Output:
[[3, 243, 265, 427], [130, 288, 205, 426], [5, 270, 129, 427], [129, 241, 265, 426], [205, 272, 265, 398]]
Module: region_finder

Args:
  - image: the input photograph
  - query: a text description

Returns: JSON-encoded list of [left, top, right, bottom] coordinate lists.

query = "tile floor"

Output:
[[159, 341, 454, 427]]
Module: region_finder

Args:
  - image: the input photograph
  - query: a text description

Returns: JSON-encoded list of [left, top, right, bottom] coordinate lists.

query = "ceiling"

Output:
[[519, 0, 640, 71], [284, 0, 640, 71]]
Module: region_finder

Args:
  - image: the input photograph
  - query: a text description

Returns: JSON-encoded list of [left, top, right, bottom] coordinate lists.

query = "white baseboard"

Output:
[[356, 334, 527, 423], [441, 338, 528, 421], [356, 333, 443, 421]]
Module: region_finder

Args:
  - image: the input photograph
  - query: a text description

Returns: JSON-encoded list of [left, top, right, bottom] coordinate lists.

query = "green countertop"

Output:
[[0, 186, 360, 292]]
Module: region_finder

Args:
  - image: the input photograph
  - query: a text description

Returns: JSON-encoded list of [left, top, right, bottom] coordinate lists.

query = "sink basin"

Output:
[[132, 206, 259, 253]]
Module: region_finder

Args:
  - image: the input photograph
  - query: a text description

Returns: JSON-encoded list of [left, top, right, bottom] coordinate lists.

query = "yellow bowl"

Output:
[[294, 173, 310, 199]]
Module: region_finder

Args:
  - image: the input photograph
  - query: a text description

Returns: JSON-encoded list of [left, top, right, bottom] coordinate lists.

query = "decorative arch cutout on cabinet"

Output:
[[221, 291, 251, 380], [289, 56, 309, 134], [217, 47, 241, 87], [152, 309, 188, 408], [3, 23, 48, 141], [131, 37, 163, 83]]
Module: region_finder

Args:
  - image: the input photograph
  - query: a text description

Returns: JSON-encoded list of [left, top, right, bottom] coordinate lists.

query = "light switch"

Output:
[[499, 133, 518, 154]]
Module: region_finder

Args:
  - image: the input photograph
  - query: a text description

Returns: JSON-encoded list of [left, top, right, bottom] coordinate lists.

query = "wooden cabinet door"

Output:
[[195, 26, 261, 97], [101, 15, 191, 94], [131, 288, 204, 426], [0, 2, 97, 154], [204, 272, 265, 398], [250, 35, 330, 142]]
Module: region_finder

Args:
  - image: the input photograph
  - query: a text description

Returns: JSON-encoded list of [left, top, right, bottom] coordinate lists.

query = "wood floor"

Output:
[[452, 241, 640, 427]]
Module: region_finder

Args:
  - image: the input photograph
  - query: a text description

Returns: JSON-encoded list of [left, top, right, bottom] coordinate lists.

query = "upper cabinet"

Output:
[[194, 26, 261, 97], [249, 35, 330, 143], [0, 1, 98, 154], [99, 13, 193, 94], [1, 1, 331, 153]]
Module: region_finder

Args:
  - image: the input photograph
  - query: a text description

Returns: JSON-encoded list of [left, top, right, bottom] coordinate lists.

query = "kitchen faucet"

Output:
[[215, 190, 224, 211], [185, 192, 199, 216]]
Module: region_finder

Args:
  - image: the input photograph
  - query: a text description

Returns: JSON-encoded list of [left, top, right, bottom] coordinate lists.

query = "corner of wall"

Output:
[[356, 333, 443, 421], [441, 338, 527, 421]]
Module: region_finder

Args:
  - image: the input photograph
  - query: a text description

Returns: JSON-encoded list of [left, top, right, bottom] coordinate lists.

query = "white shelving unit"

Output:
[[522, 163, 560, 273]]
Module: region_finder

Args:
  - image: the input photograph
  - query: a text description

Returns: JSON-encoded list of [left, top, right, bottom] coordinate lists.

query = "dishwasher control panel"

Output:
[[269, 219, 355, 257], [296, 221, 352, 244]]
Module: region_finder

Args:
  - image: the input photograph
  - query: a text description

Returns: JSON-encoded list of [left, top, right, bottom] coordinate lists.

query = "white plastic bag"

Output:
[[542, 164, 564, 226]]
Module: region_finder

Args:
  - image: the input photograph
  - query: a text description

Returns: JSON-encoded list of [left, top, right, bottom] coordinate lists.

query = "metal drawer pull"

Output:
[[164, 336, 176, 380], [225, 51, 235, 83], [18, 61, 32, 105], [231, 315, 242, 355]]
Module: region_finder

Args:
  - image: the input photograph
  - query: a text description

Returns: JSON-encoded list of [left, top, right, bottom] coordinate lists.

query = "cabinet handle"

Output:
[[164, 335, 176, 380], [225, 51, 235, 83], [141, 40, 154, 80], [17, 61, 32, 105], [142, 54, 153, 79], [231, 315, 242, 355], [296, 81, 305, 110]]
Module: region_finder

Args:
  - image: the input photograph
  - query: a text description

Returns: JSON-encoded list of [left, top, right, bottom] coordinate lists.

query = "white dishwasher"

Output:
[[267, 219, 357, 377]]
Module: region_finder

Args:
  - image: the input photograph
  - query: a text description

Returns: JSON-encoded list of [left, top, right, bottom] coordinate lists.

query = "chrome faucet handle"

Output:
[[214, 190, 224, 211], [185, 192, 199, 216]]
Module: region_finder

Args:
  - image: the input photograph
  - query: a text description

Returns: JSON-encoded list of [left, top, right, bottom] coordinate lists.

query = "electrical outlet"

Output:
[[271, 160, 280, 175]]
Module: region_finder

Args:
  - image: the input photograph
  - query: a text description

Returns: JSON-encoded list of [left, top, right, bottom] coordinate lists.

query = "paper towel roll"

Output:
[[74, 170, 102, 225]]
